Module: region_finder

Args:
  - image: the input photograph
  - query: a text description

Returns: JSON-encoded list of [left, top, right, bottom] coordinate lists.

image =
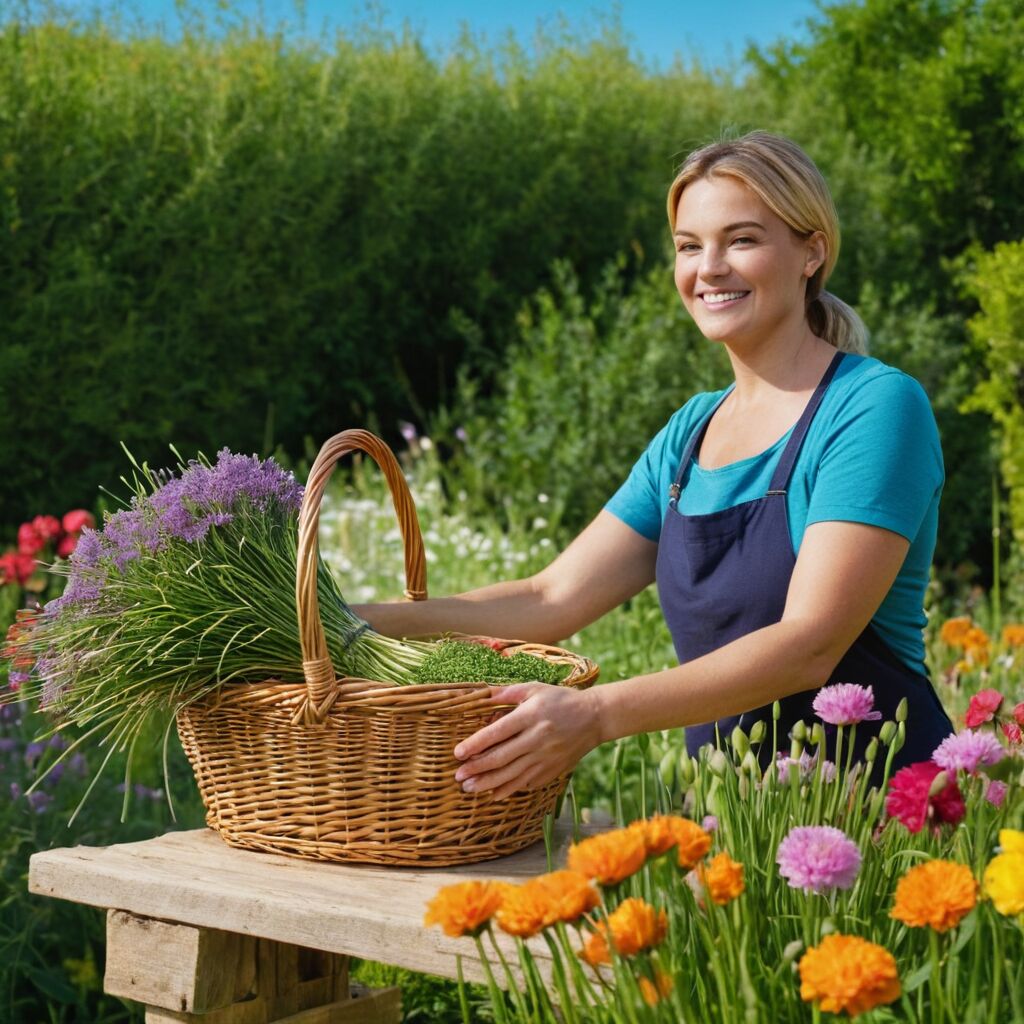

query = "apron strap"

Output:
[[669, 386, 734, 501], [767, 350, 846, 495]]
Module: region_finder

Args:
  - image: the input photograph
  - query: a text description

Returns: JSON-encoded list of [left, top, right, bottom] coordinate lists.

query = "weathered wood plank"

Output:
[[30, 823, 596, 987], [143, 982, 401, 1024]]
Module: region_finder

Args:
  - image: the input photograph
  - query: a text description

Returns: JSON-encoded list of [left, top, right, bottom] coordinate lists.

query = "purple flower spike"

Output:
[[813, 683, 882, 727], [776, 825, 862, 894], [932, 731, 1005, 775]]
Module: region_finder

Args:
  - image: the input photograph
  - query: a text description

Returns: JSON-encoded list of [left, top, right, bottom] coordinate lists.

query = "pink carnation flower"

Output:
[[776, 826, 862, 894], [986, 780, 1008, 809], [812, 683, 882, 726], [965, 688, 1003, 728], [932, 731, 1005, 775], [885, 761, 965, 833]]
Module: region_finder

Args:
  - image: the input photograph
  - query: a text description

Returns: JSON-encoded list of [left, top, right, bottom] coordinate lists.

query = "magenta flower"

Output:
[[985, 780, 1008, 808], [932, 731, 1006, 775], [812, 683, 882, 726], [776, 826, 862, 894], [885, 761, 965, 833]]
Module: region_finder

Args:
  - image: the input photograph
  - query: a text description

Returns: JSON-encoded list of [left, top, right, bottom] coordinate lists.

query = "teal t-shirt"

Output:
[[604, 354, 944, 675]]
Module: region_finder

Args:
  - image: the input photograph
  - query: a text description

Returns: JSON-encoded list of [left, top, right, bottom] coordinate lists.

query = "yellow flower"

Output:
[[799, 934, 901, 1018], [568, 828, 647, 886], [983, 834, 1024, 917], [890, 860, 977, 933], [495, 870, 599, 938], [578, 898, 668, 967], [423, 880, 509, 938], [628, 814, 712, 868], [695, 852, 745, 905], [639, 969, 675, 1006]]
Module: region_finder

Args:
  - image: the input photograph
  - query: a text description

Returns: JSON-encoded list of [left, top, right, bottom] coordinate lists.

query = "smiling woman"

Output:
[[356, 130, 954, 799]]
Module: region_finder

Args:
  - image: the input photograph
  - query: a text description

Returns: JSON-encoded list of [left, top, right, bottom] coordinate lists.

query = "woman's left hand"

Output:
[[453, 684, 605, 801]]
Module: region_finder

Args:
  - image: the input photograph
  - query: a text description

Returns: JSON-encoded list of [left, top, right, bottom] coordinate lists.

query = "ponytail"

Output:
[[807, 289, 868, 355]]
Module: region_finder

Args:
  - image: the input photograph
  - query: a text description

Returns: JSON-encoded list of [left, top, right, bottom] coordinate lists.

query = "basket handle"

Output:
[[295, 429, 428, 724]]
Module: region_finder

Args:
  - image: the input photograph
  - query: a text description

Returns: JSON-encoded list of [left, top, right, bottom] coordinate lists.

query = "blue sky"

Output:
[[51, 0, 823, 71]]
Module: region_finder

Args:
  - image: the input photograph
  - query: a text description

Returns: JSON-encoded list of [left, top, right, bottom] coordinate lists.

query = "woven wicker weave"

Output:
[[176, 429, 598, 866]]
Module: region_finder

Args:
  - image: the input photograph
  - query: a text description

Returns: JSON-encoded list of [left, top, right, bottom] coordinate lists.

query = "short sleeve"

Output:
[[604, 420, 674, 542], [805, 372, 944, 541]]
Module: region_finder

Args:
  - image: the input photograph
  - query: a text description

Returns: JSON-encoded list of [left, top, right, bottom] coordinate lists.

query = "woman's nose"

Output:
[[699, 245, 729, 278]]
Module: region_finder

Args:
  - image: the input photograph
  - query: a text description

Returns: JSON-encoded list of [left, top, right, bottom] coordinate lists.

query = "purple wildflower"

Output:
[[701, 815, 719, 833], [399, 421, 418, 445], [776, 750, 837, 783], [9, 782, 22, 800], [776, 825, 862, 894], [67, 752, 88, 777], [813, 684, 882, 727], [0, 738, 17, 753], [932, 731, 1006, 775], [455, 426, 468, 443], [44, 762, 65, 786], [8, 670, 30, 689], [27, 790, 52, 814], [24, 742, 45, 766]]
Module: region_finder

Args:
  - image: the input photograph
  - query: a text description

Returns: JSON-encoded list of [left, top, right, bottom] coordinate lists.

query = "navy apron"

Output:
[[655, 351, 953, 772]]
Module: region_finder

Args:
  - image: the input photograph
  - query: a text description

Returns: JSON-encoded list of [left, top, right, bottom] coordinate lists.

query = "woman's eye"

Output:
[[731, 236, 756, 245], [676, 243, 700, 253]]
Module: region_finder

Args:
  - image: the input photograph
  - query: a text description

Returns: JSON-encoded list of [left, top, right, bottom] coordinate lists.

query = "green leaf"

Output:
[[903, 960, 933, 994]]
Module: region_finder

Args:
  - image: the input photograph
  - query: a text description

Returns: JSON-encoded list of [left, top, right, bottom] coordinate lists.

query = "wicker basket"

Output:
[[176, 429, 598, 866]]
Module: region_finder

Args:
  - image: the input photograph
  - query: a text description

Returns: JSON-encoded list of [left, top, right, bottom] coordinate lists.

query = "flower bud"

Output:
[[741, 749, 760, 778], [927, 769, 950, 798], [879, 721, 897, 746], [782, 938, 804, 964], [864, 737, 879, 763], [636, 732, 650, 755], [709, 749, 730, 778], [749, 720, 766, 745], [820, 918, 837, 936], [895, 698, 908, 724], [659, 750, 676, 786], [730, 725, 750, 759], [791, 720, 808, 742], [809, 722, 825, 747], [773, 700, 782, 721], [679, 753, 697, 785], [891, 721, 906, 756]]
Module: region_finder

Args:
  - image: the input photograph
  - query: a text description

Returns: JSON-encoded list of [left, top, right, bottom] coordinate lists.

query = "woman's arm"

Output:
[[453, 519, 910, 799], [353, 510, 659, 645]]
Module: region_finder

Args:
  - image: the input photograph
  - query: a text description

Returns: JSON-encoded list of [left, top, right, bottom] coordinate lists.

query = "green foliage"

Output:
[[435, 260, 731, 536], [0, 13, 731, 530], [961, 240, 1024, 545]]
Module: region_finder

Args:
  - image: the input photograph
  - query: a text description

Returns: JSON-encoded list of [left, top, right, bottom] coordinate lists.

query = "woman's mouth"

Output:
[[700, 291, 749, 309]]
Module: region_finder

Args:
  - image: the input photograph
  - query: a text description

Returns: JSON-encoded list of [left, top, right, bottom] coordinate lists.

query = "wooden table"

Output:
[[28, 822, 591, 1023]]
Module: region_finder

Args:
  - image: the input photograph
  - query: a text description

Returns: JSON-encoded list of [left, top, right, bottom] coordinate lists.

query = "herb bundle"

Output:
[[0, 447, 563, 821]]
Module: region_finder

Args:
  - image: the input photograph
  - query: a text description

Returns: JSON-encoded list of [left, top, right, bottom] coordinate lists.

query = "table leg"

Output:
[[103, 909, 401, 1023]]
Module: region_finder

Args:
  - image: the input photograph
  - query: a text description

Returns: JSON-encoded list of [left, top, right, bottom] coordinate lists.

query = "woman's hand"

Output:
[[453, 684, 605, 801]]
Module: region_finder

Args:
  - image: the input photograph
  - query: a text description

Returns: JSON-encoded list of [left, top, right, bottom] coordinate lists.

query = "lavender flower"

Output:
[[932, 731, 1006, 775], [776, 825, 862, 894], [813, 683, 882, 727], [702, 815, 719, 833]]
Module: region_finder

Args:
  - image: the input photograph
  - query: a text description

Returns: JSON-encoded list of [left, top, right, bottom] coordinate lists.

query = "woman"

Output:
[[358, 131, 953, 800]]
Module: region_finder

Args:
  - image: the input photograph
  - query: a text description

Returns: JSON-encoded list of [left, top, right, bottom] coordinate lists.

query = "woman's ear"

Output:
[[804, 232, 827, 278]]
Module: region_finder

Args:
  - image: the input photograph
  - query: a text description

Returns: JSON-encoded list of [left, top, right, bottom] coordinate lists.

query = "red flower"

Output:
[[17, 523, 45, 555], [1002, 722, 1022, 745], [62, 509, 95, 535], [965, 689, 1003, 729], [1015, 703, 1024, 728], [885, 761, 965, 833], [56, 535, 77, 558], [31, 515, 62, 542], [0, 551, 36, 586]]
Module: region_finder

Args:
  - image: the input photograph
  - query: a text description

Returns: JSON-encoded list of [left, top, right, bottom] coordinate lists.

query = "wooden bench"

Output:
[[29, 822, 590, 1023]]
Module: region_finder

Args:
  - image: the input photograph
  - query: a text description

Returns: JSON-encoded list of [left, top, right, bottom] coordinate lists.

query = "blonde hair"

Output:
[[666, 131, 868, 354]]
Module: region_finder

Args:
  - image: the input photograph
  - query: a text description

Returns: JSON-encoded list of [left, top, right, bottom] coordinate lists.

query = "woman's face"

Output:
[[673, 174, 824, 348]]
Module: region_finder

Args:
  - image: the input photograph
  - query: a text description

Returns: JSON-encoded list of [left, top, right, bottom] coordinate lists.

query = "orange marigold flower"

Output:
[[695, 852, 745, 905], [578, 898, 668, 967], [495, 870, 598, 938], [628, 815, 711, 868], [890, 860, 977, 933], [639, 969, 675, 1007], [962, 626, 991, 666], [568, 828, 647, 886], [799, 934, 901, 1018], [1002, 623, 1024, 648], [940, 616, 973, 648], [423, 880, 509, 938]]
